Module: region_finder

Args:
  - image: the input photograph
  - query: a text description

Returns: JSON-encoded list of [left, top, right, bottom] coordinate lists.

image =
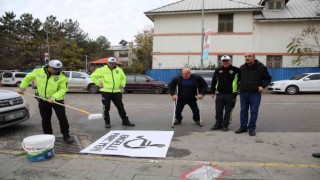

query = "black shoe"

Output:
[[105, 124, 111, 128], [222, 127, 229, 131], [312, 153, 320, 158], [174, 119, 181, 125], [195, 120, 201, 126], [249, 129, 256, 136], [210, 125, 222, 130], [63, 136, 74, 144], [235, 128, 247, 134], [122, 122, 135, 126]]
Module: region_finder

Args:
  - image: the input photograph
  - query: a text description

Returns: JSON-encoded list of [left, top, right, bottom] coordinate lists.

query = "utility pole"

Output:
[[128, 42, 133, 67], [85, 55, 88, 72], [200, 0, 205, 70], [46, 31, 50, 61]]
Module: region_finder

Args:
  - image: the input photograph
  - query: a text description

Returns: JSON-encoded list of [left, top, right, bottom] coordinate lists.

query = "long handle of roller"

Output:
[[171, 85, 178, 128], [197, 88, 203, 126], [21, 91, 92, 115]]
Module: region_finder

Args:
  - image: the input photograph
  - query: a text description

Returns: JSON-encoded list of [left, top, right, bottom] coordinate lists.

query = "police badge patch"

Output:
[[229, 70, 234, 74], [54, 76, 59, 82], [116, 70, 119, 74]]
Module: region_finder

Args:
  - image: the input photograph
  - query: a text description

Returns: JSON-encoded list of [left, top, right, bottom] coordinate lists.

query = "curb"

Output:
[[2, 150, 319, 168]]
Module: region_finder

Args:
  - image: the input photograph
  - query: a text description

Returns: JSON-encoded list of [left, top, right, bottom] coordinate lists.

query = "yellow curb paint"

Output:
[[3, 150, 319, 169], [210, 161, 320, 168]]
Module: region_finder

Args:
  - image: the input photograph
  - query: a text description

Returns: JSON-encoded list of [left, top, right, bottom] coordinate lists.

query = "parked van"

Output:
[[1, 72, 28, 87]]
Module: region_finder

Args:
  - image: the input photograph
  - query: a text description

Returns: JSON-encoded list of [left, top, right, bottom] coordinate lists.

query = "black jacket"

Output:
[[239, 60, 272, 92], [169, 74, 208, 99], [211, 65, 240, 94]]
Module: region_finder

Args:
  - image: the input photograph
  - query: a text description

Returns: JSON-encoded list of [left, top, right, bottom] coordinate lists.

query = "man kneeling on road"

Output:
[[169, 68, 208, 126]]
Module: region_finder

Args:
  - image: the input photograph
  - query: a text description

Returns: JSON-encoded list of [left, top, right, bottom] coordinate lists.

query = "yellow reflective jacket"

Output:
[[91, 65, 126, 93], [19, 67, 68, 101]]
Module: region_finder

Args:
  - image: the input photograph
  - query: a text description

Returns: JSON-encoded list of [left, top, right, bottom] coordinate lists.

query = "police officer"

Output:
[[18, 60, 73, 144], [210, 55, 240, 131], [91, 57, 135, 128]]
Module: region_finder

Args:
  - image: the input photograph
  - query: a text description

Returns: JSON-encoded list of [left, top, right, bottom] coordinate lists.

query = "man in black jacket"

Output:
[[235, 52, 271, 136], [210, 55, 240, 131], [169, 68, 208, 125]]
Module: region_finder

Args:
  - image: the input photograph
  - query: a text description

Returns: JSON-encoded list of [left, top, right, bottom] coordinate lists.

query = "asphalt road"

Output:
[[1, 87, 320, 164]]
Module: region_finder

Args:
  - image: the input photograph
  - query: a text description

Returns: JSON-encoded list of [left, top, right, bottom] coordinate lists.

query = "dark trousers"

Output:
[[240, 92, 261, 130], [215, 93, 237, 127], [101, 92, 129, 124], [175, 98, 200, 121], [38, 100, 70, 137]]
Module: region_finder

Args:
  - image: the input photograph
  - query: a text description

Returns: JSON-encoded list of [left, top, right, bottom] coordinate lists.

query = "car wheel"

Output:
[[285, 85, 299, 95], [153, 87, 163, 94], [16, 81, 21, 87], [88, 84, 99, 94]]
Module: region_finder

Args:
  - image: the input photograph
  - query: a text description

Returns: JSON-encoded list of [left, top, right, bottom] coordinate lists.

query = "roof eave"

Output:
[[255, 17, 320, 22], [145, 8, 263, 21]]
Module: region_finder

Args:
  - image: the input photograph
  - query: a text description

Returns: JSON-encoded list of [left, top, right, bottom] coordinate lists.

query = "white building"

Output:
[[145, 0, 320, 69]]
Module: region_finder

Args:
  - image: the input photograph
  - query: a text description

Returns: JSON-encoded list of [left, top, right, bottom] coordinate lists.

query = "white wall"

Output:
[[151, 12, 319, 69]]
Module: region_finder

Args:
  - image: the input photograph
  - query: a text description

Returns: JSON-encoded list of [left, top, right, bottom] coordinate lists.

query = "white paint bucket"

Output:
[[22, 134, 55, 162]]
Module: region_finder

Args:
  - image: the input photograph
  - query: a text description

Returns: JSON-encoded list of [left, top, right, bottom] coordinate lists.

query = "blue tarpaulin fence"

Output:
[[146, 67, 320, 83], [268, 67, 320, 81], [146, 69, 181, 83]]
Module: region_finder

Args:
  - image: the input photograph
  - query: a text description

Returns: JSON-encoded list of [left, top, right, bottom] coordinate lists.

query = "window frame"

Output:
[[267, 0, 284, 10], [218, 14, 234, 33], [266, 55, 283, 68]]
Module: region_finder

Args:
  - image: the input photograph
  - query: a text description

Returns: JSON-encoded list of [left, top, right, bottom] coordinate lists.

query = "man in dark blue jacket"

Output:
[[210, 55, 240, 131], [169, 68, 208, 125], [235, 52, 271, 136]]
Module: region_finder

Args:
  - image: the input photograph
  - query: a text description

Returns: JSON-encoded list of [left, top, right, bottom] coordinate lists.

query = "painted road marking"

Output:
[[180, 164, 231, 180]]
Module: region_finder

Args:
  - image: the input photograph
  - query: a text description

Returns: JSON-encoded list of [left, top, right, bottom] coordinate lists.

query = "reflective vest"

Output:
[[91, 65, 126, 93], [19, 67, 68, 100]]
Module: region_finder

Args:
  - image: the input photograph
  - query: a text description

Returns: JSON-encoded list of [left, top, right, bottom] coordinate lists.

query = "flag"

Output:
[[202, 28, 212, 60]]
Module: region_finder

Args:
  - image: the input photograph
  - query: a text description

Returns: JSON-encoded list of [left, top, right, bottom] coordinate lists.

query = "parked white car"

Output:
[[63, 71, 99, 94], [0, 89, 30, 128], [32, 71, 99, 94], [268, 72, 320, 95], [1, 72, 28, 87]]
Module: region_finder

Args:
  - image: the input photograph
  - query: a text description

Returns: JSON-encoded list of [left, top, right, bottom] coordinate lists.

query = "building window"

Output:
[[119, 51, 128, 57], [266, 55, 282, 68], [218, 14, 233, 32], [267, 0, 284, 10], [217, 55, 233, 67]]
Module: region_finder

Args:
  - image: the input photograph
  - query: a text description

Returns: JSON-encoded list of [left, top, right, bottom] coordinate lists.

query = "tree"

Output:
[[0, 11, 113, 71], [0, 12, 18, 69], [287, 25, 320, 65], [61, 42, 84, 70], [133, 28, 153, 70]]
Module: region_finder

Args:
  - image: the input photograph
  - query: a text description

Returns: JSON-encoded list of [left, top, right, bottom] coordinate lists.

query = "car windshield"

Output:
[[289, 74, 308, 80], [144, 75, 154, 81], [80, 72, 90, 78]]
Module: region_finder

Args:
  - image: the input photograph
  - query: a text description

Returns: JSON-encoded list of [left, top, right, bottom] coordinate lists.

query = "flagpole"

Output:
[[200, 0, 204, 70]]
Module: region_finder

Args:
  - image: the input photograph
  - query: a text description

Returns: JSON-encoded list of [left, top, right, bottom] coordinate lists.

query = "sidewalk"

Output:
[[1, 150, 320, 180]]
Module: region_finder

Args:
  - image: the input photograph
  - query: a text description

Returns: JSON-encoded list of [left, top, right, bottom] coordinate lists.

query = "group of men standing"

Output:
[[169, 52, 272, 137], [17, 52, 271, 146]]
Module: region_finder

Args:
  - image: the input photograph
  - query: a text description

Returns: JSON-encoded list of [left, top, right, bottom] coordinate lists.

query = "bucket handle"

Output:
[[22, 142, 53, 152]]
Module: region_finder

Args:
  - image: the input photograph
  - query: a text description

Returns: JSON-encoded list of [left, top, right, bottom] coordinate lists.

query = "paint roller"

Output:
[[18, 90, 103, 120]]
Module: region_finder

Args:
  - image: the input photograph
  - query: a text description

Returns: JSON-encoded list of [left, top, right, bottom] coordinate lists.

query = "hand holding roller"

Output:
[[17, 90, 103, 120]]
